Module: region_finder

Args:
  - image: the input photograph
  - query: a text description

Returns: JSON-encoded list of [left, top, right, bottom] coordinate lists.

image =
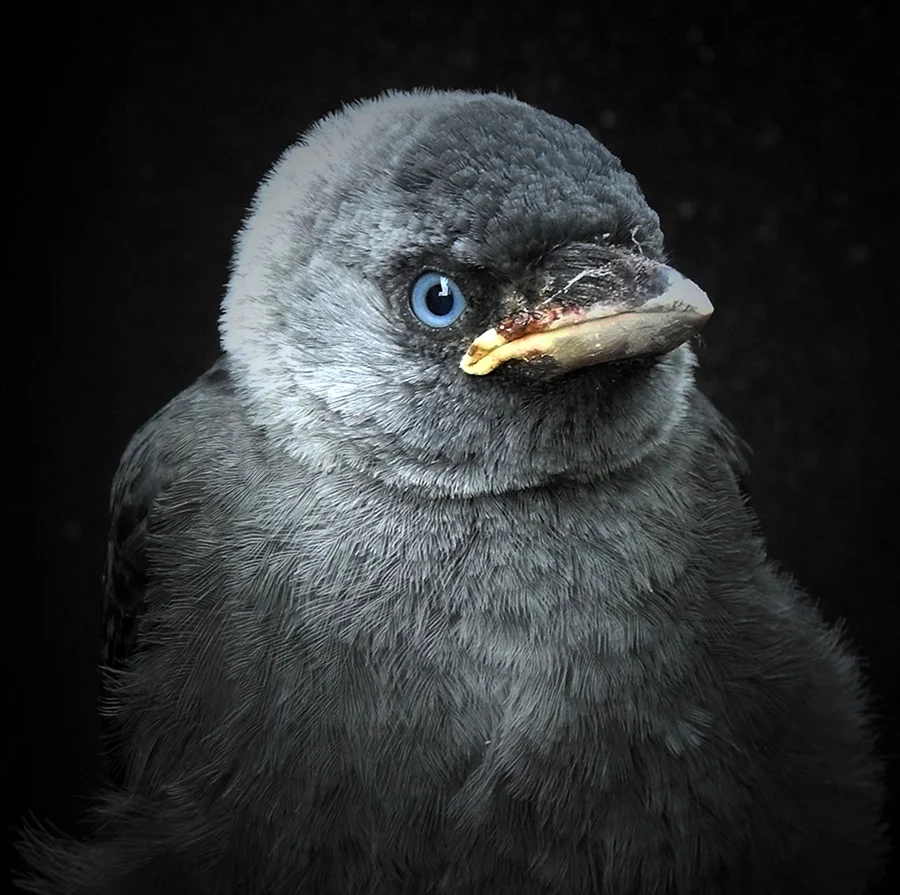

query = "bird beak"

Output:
[[460, 264, 713, 376]]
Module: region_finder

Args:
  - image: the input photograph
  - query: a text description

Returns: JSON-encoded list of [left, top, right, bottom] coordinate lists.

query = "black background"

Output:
[[9, 0, 898, 891]]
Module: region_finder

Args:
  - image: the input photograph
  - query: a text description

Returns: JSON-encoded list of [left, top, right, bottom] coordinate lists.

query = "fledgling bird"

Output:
[[19, 90, 885, 894]]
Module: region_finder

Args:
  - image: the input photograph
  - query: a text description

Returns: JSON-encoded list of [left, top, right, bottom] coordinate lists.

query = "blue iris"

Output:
[[410, 272, 466, 327]]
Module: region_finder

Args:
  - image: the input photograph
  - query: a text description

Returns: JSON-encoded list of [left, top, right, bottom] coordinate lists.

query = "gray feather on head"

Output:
[[221, 89, 697, 497]]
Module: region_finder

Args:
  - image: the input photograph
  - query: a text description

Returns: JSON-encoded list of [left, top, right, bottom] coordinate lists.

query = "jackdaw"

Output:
[[19, 89, 886, 894]]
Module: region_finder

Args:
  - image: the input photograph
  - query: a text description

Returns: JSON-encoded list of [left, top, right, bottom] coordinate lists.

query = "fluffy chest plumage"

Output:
[[135, 450, 728, 890], [188, 466, 706, 793]]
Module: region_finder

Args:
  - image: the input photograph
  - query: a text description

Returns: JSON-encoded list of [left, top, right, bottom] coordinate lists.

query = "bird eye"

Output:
[[410, 272, 466, 327]]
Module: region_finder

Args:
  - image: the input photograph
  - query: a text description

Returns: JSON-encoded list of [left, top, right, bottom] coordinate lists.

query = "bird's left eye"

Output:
[[410, 272, 466, 327]]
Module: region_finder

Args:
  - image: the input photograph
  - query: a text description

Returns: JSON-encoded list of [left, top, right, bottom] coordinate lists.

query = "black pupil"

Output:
[[425, 284, 455, 317]]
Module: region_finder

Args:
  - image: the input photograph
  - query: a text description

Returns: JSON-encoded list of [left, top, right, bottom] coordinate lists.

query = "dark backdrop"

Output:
[[10, 1, 898, 891]]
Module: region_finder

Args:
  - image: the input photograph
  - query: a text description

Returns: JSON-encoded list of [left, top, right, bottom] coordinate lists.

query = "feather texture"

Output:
[[16, 89, 886, 895]]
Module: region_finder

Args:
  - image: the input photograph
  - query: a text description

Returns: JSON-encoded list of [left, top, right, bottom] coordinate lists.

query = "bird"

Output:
[[18, 89, 886, 894]]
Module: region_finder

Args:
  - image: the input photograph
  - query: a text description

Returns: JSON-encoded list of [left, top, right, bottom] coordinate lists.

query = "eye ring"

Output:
[[410, 272, 466, 327]]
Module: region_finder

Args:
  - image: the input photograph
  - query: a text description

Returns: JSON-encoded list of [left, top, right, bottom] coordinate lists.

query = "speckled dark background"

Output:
[[9, 0, 898, 890]]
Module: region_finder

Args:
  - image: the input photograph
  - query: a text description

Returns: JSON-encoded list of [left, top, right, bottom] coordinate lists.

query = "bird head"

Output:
[[221, 90, 711, 497]]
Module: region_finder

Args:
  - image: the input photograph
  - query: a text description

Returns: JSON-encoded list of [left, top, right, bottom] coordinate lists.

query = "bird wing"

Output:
[[102, 419, 171, 675], [102, 358, 234, 670], [100, 358, 232, 774]]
